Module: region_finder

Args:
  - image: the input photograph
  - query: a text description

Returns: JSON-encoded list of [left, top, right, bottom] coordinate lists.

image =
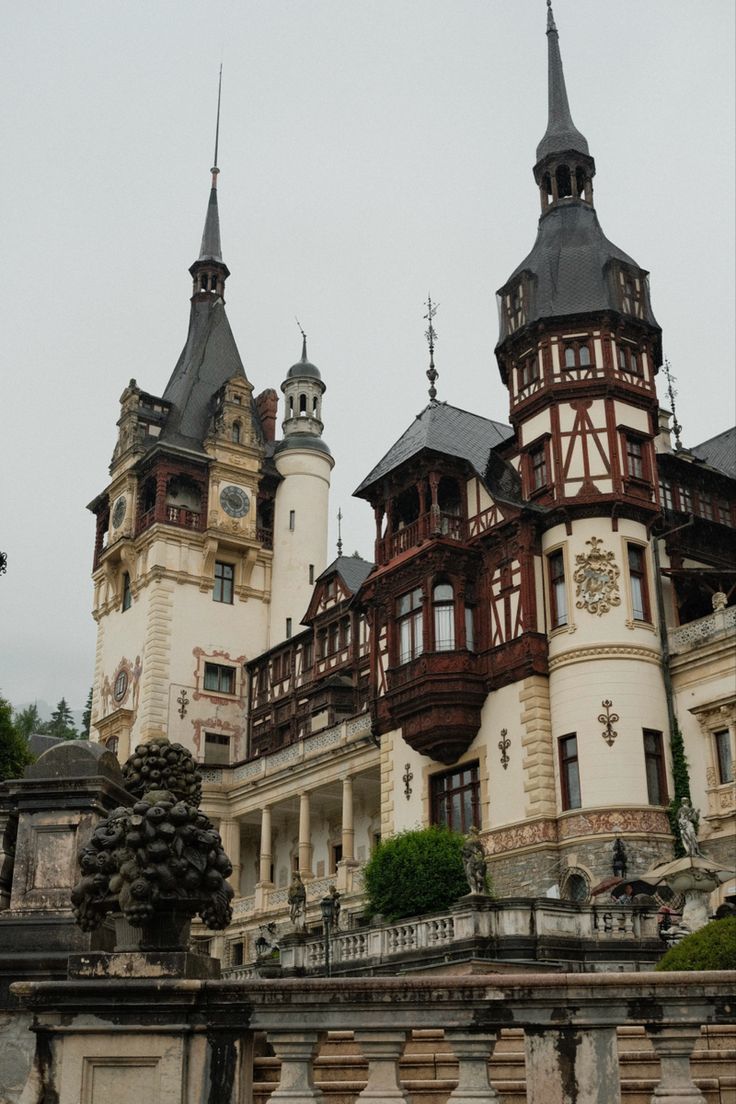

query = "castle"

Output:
[[88, 6, 735, 964]]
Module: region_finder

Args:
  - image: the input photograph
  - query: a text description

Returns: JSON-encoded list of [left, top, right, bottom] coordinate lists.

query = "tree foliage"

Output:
[[81, 687, 93, 740], [363, 826, 468, 922], [13, 702, 44, 739], [656, 917, 736, 972], [45, 698, 78, 741], [0, 694, 34, 782]]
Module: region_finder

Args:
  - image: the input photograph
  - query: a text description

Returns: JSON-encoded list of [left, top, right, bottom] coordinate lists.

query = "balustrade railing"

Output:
[[669, 605, 736, 655], [378, 511, 467, 561], [13, 971, 734, 1103]]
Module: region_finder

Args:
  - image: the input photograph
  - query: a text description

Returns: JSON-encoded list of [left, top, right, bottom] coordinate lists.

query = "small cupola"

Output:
[[533, 1, 596, 214], [189, 166, 230, 300], [279, 332, 328, 449]]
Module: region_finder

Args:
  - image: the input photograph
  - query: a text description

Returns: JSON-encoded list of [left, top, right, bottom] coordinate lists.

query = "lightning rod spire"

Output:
[[423, 295, 439, 403]]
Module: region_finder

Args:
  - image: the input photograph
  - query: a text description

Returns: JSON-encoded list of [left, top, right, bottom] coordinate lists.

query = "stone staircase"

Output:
[[252, 1025, 736, 1103]]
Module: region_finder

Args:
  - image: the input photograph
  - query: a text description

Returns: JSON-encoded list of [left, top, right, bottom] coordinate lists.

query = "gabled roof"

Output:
[[317, 554, 374, 594], [692, 427, 736, 481], [160, 297, 248, 449], [354, 402, 514, 496]]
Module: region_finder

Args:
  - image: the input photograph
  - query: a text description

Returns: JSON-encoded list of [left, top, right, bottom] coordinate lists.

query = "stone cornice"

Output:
[[548, 642, 660, 671]]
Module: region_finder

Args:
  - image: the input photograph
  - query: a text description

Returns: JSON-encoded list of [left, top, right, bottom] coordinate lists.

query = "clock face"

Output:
[[220, 485, 250, 518], [112, 496, 127, 529]]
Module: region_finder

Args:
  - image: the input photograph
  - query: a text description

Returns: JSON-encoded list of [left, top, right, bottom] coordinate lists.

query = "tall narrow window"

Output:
[[548, 550, 567, 628], [213, 562, 234, 604], [559, 734, 581, 810], [397, 588, 423, 663], [121, 572, 132, 611], [678, 486, 692, 513], [309, 564, 315, 584], [715, 729, 734, 784], [579, 344, 591, 367], [564, 345, 576, 369], [626, 436, 644, 480], [433, 583, 455, 651], [643, 730, 668, 805], [531, 444, 548, 491], [659, 479, 674, 511], [231, 421, 241, 444], [465, 605, 475, 652], [285, 617, 292, 639], [431, 762, 480, 832], [627, 544, 650, 622], [289, 510, 295, 531]]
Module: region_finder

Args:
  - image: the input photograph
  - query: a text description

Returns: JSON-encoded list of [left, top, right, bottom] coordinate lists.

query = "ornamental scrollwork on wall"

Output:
[[573, 536, 621, 617]]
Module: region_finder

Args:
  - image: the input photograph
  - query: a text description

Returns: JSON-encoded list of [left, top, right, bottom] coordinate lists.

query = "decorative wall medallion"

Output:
[[402, 763, 413, 800], [177, 688, 190, 719], [598, 699, 619, 746], [112, 495, 127, 529], [573, 537, 621, 616], [219, 485, 250, 518], [498, 729, 511, 770]]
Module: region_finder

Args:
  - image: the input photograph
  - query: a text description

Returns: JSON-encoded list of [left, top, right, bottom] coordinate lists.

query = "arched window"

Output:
[[210, 274, 217, 291], [575, 166, 587, 198], [312, 396, 319, 415], [200, 274, 208, 290], [564, 345, 576, 369], [579, 344, 591, 367], [232, 421, 241, 444], [289, 396, 294, 416], [433, 583, 455, 651], [555, 164, 572, 198], [299, 393, 307, 416]]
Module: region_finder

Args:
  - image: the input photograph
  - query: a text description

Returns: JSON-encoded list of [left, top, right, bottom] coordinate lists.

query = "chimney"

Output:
[[255, 389, 278, 443]]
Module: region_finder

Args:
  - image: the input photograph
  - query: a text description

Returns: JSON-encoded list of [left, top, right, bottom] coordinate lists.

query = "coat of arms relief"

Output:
[[573, 536, 621, 616]]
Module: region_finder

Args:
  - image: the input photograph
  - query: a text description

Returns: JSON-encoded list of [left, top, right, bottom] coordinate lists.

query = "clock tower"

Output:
[[88, 158, 279, 765]]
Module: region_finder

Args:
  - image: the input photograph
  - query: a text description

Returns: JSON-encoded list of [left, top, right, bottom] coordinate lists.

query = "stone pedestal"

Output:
[[279, 931, 307, 976], [267, 1030, 326, 1103], [446, 1030, 500, 1102], [354, 1030, 410, 1102], [647, 1026, 707, 1104]]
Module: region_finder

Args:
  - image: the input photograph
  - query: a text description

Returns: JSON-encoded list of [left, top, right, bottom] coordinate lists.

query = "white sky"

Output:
[[1, 1, 734, 712]]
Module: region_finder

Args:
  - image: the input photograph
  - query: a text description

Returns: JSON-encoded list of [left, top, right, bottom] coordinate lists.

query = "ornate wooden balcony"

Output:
[[378, 511, 467, 563]]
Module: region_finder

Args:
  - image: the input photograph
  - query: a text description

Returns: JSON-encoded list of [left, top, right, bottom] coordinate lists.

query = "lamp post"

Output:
[[319, 894, 335, 977]]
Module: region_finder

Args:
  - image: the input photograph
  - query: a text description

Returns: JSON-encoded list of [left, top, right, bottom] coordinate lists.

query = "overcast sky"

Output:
[[1, 1, 734, 713]]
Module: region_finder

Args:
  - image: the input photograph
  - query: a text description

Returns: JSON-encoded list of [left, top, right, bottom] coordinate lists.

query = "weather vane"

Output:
[[423, 295, 439, 402], [211, 64, 223, 185], [337, 508, 343, 557], [295, 316, 308, 359], [662, 358, 683, 451]]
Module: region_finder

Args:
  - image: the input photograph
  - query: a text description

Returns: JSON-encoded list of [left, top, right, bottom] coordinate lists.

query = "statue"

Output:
[[288, 870, 307, 932], [71, 739, 233, 946], [462, 826, 487, 895], [712, 591, 728, 611], [677, 797, 702, 858], [612, 837, 627, 879], [329, 884, 341, 931]]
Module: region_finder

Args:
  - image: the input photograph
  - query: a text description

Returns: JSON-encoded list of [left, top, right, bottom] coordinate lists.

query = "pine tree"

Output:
[[44, 698, 78, 741], [0, 695, 34, 781], [81, 687, 93, 740], [13, 702, 44, 739]]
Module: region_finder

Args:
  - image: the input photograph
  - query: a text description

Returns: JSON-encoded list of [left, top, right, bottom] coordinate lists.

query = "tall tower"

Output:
[[270, 335, 334, 641], [89, 153, 274, 766], [494, 2, 672, 878]]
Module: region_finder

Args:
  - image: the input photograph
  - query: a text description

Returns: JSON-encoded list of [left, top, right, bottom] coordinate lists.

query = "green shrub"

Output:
[[656, 917, 736, 971], [363, 826, 470, 922]]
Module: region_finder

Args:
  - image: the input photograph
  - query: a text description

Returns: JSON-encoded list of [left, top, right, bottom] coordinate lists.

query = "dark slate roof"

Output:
[[287, 336, 322, 381], [536, 5, 589, 164], [692, 427, 736, 480], [274, 433, 332, 458], [198, 183, 223, 263], [499, 203, 659, 335], [161, 297, 247, 448], [354, 402, 514, 495], [318, 554, 374, 594]]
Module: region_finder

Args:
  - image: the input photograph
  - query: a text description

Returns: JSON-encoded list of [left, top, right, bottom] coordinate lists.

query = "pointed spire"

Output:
[[337, 507, 343, 557], [536, 1, 589, 164], [296, 318, 309, 363], [423, 295, 439, 403], [198, 66, 224, 263]]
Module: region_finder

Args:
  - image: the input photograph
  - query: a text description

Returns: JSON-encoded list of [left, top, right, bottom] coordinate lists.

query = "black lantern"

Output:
[[319, 894, 335, 977]]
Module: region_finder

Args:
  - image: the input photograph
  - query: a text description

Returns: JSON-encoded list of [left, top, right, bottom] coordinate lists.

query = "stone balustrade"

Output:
[[12, 971, 735, 1103], [668, 605, 736, 656], [252, 897, 662, 977]]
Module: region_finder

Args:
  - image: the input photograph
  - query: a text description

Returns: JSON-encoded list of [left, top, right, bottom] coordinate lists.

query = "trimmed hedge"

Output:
[[363, 826, 469, 922], [656, 917, 736, 971]]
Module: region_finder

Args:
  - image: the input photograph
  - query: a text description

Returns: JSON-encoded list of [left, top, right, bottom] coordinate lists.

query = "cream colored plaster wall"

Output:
[[519, 409, 551, 448], [271, 447, 333, 646], [475, 683, 527, 828], [613, 402, 649, 434], [389, 737, 429, 834], [550, 657, 670, 809]]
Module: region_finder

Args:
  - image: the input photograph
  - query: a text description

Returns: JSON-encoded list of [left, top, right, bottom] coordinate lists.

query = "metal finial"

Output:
[[662, 359, 683, 451], [337, 508, 343, 557], [546, 0, 557, 33], [211, 64, 223, 186], [423, 295, 439, 403], [295, 316, 307, 361]]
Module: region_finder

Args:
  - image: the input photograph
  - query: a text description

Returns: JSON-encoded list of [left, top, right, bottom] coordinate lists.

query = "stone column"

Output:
[[265, 1031, 326, 1104], [354, 1030, 410, 1102], [646, 1025, 706, 1104], [298, 792, 312, 878], [446, 1030, 500, 1102], [259, 806, 272, 884], [220, 818, 241, 893], [341, 776, 355, 862], [524, 1026, 621, 1104]]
